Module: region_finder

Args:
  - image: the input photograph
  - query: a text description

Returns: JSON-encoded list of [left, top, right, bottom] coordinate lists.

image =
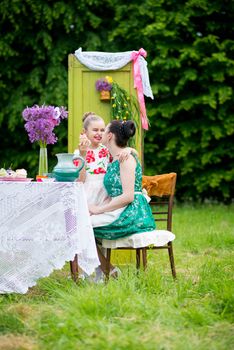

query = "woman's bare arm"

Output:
[[89, 155, 136, 215]]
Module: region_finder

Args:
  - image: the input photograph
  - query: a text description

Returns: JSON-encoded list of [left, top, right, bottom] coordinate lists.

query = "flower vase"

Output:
[[38, 147, 48, 176], [100, 90, 110, 101]]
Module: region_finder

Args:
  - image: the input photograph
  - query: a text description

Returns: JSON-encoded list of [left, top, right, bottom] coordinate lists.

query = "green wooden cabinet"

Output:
[[68, 54, 143, 160]]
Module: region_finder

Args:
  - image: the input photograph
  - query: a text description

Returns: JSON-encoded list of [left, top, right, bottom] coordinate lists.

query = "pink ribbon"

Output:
[[131, 48, 149, 130]]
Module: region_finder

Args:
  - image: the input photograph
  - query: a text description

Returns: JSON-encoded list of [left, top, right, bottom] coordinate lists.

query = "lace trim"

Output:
[[0, 182, 100, 294], [74, 47, 153, 99]]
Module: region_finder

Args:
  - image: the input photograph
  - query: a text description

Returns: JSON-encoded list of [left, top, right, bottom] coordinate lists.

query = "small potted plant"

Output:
[[95, 76, 113, 101]]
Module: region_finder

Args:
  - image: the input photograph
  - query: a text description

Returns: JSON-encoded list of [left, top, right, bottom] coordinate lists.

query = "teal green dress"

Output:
[[94, 156, 156, 240]]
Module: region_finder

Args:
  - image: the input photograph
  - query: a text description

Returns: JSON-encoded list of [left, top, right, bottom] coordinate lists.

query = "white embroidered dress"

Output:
[[74, 144, 111, 206]]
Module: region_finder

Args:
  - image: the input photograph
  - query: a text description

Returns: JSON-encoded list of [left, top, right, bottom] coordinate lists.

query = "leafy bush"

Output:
[[0, 0, 233, 200]]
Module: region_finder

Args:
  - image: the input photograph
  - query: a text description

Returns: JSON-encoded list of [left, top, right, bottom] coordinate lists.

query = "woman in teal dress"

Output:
[[88, 119, 157, 276], [92, 148, 156, 239]]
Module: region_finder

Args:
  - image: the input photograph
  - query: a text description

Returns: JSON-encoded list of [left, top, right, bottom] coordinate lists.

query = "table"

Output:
[[0, 181, 100, 294]]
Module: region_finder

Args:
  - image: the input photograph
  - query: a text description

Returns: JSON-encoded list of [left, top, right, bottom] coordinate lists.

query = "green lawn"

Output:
[[0, 204, 233, 350]]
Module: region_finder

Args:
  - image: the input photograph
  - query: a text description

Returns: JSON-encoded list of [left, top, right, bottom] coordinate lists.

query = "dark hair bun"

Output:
[[109, 119, 136, 147], [122, 120, 136, 139]]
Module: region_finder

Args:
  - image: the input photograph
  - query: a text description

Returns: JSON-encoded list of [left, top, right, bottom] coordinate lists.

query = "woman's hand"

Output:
[[89, 204, 102, 215]]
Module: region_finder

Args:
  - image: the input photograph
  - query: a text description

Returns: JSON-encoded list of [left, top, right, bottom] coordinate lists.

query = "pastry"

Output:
[[16, 169, 27, 178]]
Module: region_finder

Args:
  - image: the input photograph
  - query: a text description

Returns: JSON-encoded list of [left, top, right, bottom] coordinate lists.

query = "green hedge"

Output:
[[0, 0, 233, 201]]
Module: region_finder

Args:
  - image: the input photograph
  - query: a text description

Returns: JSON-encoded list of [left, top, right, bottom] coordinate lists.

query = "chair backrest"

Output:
[[142, 173, 177, 231]]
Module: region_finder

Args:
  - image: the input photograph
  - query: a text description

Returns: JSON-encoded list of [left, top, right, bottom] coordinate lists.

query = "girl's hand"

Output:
[[79, 134, 91, 155], [119, 148, 132, 163], [79, 134, 91, 146], [89, 204, 102, 215]]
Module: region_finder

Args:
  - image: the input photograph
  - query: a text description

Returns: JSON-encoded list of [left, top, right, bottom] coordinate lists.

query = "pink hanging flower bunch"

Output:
[[22, 105, 68, 147]]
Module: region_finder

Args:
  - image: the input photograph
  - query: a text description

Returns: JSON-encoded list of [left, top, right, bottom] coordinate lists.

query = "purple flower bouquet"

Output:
[[22, 105, 68, 147], [22, 104, 68, 175], [95, 78, 112, 91]]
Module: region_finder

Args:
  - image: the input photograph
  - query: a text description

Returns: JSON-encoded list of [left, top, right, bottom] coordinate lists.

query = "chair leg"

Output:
[[168, 242, 176, 279], [136, 248, 141, 269], [106, 248, 112, 280], [70, 254, 79, 282], [142, 248, 147, 270]]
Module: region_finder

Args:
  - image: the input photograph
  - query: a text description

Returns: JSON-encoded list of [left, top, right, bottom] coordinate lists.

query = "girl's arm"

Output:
[[77, 161, 86, 182], [78, 142, 88, 182], [89, 155, 136, 215], [76, 134, 90, 182]]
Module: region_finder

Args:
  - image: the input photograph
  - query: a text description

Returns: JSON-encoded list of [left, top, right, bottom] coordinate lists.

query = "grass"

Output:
[[0, 204, 233, 350]]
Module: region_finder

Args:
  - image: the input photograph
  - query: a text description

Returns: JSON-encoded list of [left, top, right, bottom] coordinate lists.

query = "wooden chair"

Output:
[[103, 173, 177, 279], [70, 255, 79, 281]]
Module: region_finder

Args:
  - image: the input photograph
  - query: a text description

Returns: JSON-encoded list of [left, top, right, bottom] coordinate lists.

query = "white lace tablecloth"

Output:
[[0, 182, 100, 294]]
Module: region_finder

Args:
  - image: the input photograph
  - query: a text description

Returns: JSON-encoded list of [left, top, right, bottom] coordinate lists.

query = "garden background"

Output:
[[0, 1, 234, 350], [0, 0, 233, 202]]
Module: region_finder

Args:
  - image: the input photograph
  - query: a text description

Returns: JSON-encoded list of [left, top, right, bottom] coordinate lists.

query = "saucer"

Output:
[[0, 177, 33, 182]]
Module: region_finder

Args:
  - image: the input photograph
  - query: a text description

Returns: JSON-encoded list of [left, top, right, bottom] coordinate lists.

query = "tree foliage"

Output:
[[0, 0, 233, 201]]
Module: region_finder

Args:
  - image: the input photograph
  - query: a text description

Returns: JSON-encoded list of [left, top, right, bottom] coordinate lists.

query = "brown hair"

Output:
[[82, 112, 104, 130], [108, 120, 136, 147]]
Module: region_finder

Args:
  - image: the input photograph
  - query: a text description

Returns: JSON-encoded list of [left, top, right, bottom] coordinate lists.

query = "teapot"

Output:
[[52, 153, 85, 182]]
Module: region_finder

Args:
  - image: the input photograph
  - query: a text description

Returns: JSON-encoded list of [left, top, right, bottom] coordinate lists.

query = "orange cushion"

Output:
[[142, 173, 176, 197]]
